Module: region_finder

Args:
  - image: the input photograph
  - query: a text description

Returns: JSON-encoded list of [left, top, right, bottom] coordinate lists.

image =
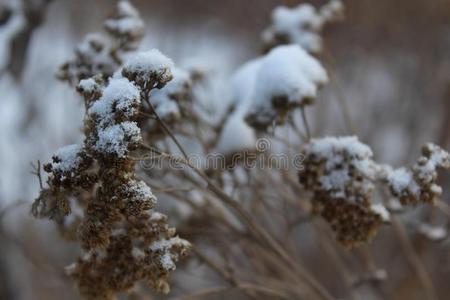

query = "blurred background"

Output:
[[1, 0, 450, 299]]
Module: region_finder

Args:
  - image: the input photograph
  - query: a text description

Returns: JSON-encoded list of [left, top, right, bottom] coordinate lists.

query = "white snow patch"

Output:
[[90, 77, 140, 126], [95, 121, 141, 157], [370, 203, 390, 222], [53, 144, 83, 172], [123, 49, 174, 83], [246, 45, 327, 126]]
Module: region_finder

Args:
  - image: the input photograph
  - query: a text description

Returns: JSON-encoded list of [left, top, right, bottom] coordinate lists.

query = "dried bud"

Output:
[[299, 136, 384, 247], [122, 50, 174, 91], [383, 143, 450, 205], [104, 0, 145, 51]]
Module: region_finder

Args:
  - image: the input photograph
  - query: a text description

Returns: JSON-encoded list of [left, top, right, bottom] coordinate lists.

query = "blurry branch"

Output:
[[144, 96, 189, 160], [3, 0, 53, 80], [437, 83, 450, 149], [0, 199, 27, 300], [322, 46, 356, 134], [0, 4, 12, 25], [30, 160, 43, 189], [390, 216, 438, 300], [166, 283, 290, 300], [436, 200, 450, 218], [300, 106, 311, 141], [140, 144, 334, 300], [351, 269, 387, 289], [0, 199, 68, 298]]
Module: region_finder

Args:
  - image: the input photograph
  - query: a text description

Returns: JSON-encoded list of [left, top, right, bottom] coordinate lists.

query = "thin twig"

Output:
[[390, 216, 438, 300], [30, 160, 43, 189], [139, 145, 334, 300], [143, 97, 189, 160], [300, 106, 311, 141], [166, 283, 290, 300]]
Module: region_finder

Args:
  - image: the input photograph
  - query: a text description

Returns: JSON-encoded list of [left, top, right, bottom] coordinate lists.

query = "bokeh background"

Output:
[[1, 0, 450, 299]]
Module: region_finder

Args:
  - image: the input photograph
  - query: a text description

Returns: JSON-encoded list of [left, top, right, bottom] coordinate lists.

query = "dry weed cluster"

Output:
[[27, 1, 450, 300]]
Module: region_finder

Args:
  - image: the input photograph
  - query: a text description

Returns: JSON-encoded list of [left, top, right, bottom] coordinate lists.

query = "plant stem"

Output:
[[300, 106, 311, 142]]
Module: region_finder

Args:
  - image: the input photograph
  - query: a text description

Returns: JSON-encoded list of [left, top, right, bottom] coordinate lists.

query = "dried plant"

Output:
[[27, 1, 450, 300]]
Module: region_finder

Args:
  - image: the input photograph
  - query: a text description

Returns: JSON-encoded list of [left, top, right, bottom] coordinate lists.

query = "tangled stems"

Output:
[[141, 142, 333, 300]]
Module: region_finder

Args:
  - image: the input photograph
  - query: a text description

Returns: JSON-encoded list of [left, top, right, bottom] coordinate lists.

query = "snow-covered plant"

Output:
[[32, 4, 191, 297], [57, 1, 145, 85], [244, 44, 328, 130], [383, 143, 450, 205], [262, 0, 344, 53], [299, 136, 384, 247], [26, 1, 450, 300], [34, 49, 191, 299], [299, 137, 450, 247], [145, 67, 192, 137], [216, 59, 259, 157]]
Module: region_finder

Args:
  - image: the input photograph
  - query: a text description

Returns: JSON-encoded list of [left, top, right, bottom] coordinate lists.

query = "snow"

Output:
[[116, 1, 140, 18], [262, 0, 344, 53], [257, 45, 328, 103], [307, 136, 373, 161], [216, 59, 261, 154], [88, 76, 144, 158], [89, 77, 140, 126], [52, 144, 83, 172], [150, 236, 190, 252], [78, 78, 98, 93], [149, 236, 190, 270], [149, 212, 166, 222], [103, 0, 144, 41], [418, 223, 447, 241], [125, 179, 157, 204], [71, 32, 116, 80], [104, 17, 144, 37], [303, 136, 377, 202], [318, 169, 350, 198], [160, 253, 176, 270], [386, 167, 419, 196], [217, 113, 256, 155], [229, 58, 262, 109], [76, 33, 109, 58], [383, 144, 450, 201], [268, 4, 322, 52], [245, 45, 327, 126], [415, 143, 450, 183], [217, 58, 262, 155], [123, 49, 174, 85], [370, 203, 390, 222], [320, 0, 344, 21], [94, 121, 142, 157]]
